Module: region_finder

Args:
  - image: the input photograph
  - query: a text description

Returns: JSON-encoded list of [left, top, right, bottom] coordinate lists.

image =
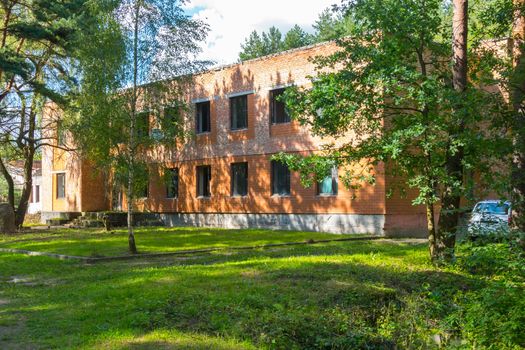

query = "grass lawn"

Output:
[[0, 228, 523, 349], [0, 227, 364, 257]]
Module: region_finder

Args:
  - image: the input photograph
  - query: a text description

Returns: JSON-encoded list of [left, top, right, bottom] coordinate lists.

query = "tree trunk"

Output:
[[436, 0, 468, 262], [14, 155, 34, 228], [0, 156, 15, 210], [510, 0, 525, 232], [427, 203, 439, 260], [127, 170, 137, 254], [126, 0, 141, 255]]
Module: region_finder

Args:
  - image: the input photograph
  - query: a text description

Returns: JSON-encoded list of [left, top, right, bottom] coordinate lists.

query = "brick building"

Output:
[[41, 42, 426, 236]]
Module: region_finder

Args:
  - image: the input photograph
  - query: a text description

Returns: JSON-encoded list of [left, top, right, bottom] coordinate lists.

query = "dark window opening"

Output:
[[136, 112, 150, 138], [317, 167, 338, 196], [271, 160, 290, 196], [34, 185, 40, 203], [163, 106, 181, 131], [196, 165, 211, 197], [270, 88, 290, 124], [196, 101, 211, 134], [231, 162, 248, 196], [167, 168, 179, 198], [230, 95, 248, 130], [56, 173, 65, 199]]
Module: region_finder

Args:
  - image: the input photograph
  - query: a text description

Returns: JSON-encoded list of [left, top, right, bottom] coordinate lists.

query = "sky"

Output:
[[182, 0, 338, 65]]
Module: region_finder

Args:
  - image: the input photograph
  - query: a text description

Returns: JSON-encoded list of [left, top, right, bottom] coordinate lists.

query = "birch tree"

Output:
[[72, 0, 209, 253]]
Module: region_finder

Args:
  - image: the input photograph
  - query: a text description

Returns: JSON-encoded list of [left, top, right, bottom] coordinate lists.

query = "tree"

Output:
[[283, 25, 314, 51], [313, 7, 354, 42], [510, 0, 525, 231], [71, 0, 209, 254], [276, 0, 506, 262], [262, 26, 283, 54], [239, 31, 266, 61], [239, 25, 315, 61], [434, 0, 469, 261], [0, 0, 117, 227]]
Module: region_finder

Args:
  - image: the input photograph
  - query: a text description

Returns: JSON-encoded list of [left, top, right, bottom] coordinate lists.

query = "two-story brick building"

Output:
[[41, 42, 426, 236]]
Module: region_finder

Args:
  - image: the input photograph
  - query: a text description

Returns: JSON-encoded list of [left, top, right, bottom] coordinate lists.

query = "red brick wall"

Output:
[[131, 153, 386, 215]]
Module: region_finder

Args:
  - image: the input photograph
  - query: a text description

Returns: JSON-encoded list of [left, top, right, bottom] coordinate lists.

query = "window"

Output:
[[196, 101, 211, 134], [34, 185, 40, 203], [271, 160, 290, 196], [196, 165, 211, 197], [230, 94, 248, 130], [231, 162, 248, 196], [136, 112, 150, 138], [270, 88, 290, 124], [166, 168, 179, 198], [163, 106, 181, 132], [317, 167, 338, 196], [56, 173, 65, 199]]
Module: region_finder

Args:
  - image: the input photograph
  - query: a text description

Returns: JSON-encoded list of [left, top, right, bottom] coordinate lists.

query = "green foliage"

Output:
[[70, 0, 209, 204], [313, 8, 354, 42], [282, 25, 315, 51], [239, 25, 315, 61], [238, 7, 356, 61], [279, 0, 509, 218]]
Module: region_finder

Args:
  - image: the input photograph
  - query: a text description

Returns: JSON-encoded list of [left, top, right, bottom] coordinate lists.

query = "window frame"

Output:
[[317, 166, 338, 196], [196, 165, 211, 198], [166, 168, 179, 199], [195, 101, 211, 134], [230, 94, 248, 131], [34, 185, 40, 203], [270, 88, 290, 124], [271, 160, 291, 196], [56, 173, 65, 199], [230, 162, 248, 197]]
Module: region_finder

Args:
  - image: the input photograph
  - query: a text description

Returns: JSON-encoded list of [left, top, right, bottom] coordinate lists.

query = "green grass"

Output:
[[0, 228, 523, 349], [0, 227, 364, 257]]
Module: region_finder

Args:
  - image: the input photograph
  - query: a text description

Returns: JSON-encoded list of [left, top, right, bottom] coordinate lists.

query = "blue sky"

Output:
[[182, 0, 338, 65]]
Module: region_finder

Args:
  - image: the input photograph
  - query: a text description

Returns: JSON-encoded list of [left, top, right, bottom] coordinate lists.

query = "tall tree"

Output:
[[0, 0, 117, 227], [261, 26, 283, 54], [239, 31, 266, 61], [283, 25, 314, 51], [276, 0, 506, 262], [434, 0, 469, 261], [313, 7, 354, 42], [72, 0, 209, 253], [510, 0, 525, 231]]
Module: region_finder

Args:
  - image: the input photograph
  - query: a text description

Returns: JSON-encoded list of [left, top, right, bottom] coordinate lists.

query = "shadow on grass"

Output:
[[0, 241, 484, 349]]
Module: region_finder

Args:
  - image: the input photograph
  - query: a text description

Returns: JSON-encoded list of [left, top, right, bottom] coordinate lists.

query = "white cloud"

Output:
[[184, 0, 338, 65]]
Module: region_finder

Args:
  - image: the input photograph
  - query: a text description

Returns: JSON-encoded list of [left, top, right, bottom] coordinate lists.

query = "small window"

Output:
[[271, 160, 290, 196], [230, 95, 248, 130], [167, 168, 179, 198], [56, 173, 65, 199], [196, 101, 211, 134], [318, 167, 338, 196], [163, 106, 181, 131], [196, 165, 211, 197], [231, 162, 248, 196], [270, 88, 290, 124], [34, 185, 40, 203], [136, 112, 150, 138]]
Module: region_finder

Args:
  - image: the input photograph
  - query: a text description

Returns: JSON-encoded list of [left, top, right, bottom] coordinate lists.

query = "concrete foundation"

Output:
[[40, 211, 81, 224], [160, 213, 386, 235]]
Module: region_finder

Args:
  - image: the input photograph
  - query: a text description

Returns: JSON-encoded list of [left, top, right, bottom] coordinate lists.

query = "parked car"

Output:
[[468, 200, 512, 237]]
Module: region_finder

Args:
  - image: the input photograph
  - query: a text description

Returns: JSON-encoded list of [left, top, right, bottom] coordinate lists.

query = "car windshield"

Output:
[[474, 202, 509, 215]]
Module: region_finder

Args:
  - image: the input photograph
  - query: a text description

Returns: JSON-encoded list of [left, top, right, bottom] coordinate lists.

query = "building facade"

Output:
[[41, 42, 426, 236]]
